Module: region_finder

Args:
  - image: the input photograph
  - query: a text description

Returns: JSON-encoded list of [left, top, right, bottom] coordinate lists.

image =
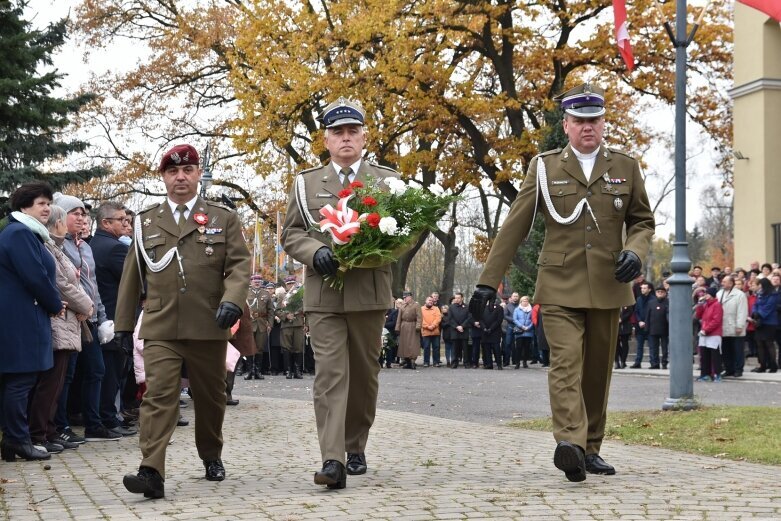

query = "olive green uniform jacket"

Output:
[[478, 144, 654, 305], [115, 198, 251, 338]]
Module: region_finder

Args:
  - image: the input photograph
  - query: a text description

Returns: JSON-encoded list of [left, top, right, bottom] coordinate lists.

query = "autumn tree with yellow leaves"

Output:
[[71, 0, 733, 292]]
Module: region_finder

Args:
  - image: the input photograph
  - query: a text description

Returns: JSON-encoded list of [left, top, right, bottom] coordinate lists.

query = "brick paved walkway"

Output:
[[2, 395, 780, 520]]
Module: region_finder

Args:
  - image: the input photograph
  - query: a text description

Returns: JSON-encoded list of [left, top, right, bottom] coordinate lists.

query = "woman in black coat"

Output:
[[615, 305, 634, 369], [480, 300, 504, 369], [448, 294, 471, 369]]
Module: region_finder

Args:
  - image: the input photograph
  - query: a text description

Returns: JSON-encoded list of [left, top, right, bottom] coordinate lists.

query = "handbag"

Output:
[[80, 321, 93, 343]]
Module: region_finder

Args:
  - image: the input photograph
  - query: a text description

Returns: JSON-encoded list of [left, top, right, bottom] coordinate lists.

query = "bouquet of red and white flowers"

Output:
[[316, 177, 457, 289]]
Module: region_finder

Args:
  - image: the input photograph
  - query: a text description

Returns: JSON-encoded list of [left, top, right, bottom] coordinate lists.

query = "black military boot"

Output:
[[252, 354, 264, 380], [284, 351, 293, 379], [293, 355, 303, 379], [244, 357, 255, 380]]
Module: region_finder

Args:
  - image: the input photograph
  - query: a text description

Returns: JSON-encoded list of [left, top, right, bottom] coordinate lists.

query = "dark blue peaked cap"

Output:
[[320, 97, 366, 128], [555, 83, 606, 118]]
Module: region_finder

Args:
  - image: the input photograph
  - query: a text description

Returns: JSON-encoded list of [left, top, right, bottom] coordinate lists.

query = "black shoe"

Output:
[[649, 365, 660, 370], [204, 459, 225, 481], [346, 453, 367, 475], [585, 454, 616, 475], [734, 371, 743, 377], [84, 426, 122, 441], [629, 364, 641, 369], [750, 367, 766, 373], [38, 441, 64, 454], [244, 372, 254, 380], [497, 364, 503, 370], [314, 460, 346, 489], [662, 364, 668, 369], [123, 466, 165, 499], [226, 398, 239, 406], [286, 371, 293, 379], [514, 364, 520, 369], [615, 362, 621, 369], [451, 361, 459, 369], [522, 361, 528, 368], [177, 416, 189, 427], [722, 372, 735, 377], [553, 441, 586, 482], [48, 437, 78, 450]]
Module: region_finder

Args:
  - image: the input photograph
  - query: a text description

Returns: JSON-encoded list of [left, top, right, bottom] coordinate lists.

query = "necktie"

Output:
[[340, 168, 353, 188], [177, 204, 188, 230]]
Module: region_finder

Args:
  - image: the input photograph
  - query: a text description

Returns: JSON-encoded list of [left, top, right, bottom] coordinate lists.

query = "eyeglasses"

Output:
[[104, 217, 131, 224], [69, 211, 87, 217]]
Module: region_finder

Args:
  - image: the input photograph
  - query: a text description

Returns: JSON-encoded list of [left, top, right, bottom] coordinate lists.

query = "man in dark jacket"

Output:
[[630, 282, 653, 368], [644, 286, 669, 369], [448, 293, 470, 369], [480, 300, 504, 369], [90, 202, 136, 436], [383, 300, 400, 368]]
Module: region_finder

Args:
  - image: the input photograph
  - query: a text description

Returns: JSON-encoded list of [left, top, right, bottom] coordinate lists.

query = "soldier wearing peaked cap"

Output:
[[469, 83, 654, 482], [281, 97, 400, 489], [244, 274, 273, 380], [114, 144, 251, 498]]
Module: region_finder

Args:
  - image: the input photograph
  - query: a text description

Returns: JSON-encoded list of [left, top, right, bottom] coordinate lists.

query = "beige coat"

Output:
[[46, 242, 93, 352], [716, 288, 749, 337], [115, 197, 251, 339], [395, 300, 422, 358], [281, 161, 399, 313], [478, 144, 655, 308]]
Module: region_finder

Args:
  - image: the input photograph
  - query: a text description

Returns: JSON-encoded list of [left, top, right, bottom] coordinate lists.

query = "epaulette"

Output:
[[608, 147, 635, 159], [537, 148, 562, 158], [298, 165, 325, 176], [138, 202, 162, 215], [205, 199, 234, 212], [368, 161, 399, 174]]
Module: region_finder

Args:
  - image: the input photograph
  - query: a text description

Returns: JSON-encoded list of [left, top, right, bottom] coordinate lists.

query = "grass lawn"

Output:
[[508, 406, 781, 466]]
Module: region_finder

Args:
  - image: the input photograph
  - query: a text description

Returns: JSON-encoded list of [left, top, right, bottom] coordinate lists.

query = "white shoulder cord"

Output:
[[537, 156, 601, 233], [295, 175, 316, 228], [133, 215, 182, 273]]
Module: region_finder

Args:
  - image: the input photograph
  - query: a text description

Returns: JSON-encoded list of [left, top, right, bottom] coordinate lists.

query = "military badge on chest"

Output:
[[602, 173, 626, 211], [192, 212, 216, 256]]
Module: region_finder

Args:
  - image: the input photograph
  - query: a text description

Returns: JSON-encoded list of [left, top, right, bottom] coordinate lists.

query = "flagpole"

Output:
[[258, 216, 264, 273], [275, 210, 280, 283]]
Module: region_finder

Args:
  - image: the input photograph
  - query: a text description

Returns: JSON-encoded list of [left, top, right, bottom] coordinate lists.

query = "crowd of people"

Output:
[[627, 264, 780, 381]]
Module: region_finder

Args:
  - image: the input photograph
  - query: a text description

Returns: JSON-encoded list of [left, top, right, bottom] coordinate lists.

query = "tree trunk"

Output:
[[391, 230, 430, 296]]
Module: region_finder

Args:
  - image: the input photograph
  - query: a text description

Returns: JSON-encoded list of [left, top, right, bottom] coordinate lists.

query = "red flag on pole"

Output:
[[613, 0, 635, 71], [737, 0, 781, 21]]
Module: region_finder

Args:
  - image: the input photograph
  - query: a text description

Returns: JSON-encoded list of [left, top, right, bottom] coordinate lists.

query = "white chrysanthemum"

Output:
[[378, 216, 399, 235], [384, 177, 408, 195], [428, 184, 445, 196]]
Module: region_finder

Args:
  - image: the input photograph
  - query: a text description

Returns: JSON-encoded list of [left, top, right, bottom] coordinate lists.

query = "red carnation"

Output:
[[362, 196, 378, 207], [338, 188, 353, 198], [366, 213, 381, 228], [350, 180, 364, 189]]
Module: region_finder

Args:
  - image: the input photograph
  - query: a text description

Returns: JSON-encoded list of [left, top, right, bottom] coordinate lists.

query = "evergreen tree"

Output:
[[0, 0, 106, 214]]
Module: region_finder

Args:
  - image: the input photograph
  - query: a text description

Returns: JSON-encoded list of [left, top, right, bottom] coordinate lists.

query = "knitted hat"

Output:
[[53, 192, 85, 214], [706, 287, 718, 298]]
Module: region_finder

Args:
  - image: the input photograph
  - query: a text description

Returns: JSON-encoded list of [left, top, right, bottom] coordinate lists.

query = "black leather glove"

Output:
[[614, 250, 642, 283], [468, 285, 497, 322], [114, 331, 132, 355], [215, 301, 242, 330], [313, 246, 340, 277]]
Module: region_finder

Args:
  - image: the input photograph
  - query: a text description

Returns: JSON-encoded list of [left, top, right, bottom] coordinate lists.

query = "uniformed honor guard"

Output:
[[245, 274, 273, 380], [281, 97, 399, 489], [280, 275, 305, 379], [470, 84, 654, 482], [114, 144, 251, 498]]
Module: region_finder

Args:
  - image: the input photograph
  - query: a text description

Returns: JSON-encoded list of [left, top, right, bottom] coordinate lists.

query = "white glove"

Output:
[[98, 320, 115, 344]]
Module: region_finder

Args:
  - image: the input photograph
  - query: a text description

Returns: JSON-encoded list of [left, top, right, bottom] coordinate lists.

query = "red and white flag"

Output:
[[613, 0, 635, 71], [737, 0, 781, 21]]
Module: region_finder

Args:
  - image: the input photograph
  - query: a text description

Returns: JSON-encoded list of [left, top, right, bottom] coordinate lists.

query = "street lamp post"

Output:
[[662, 0, 704, 411]]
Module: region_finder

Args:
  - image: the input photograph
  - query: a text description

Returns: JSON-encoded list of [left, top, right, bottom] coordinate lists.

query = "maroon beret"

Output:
[[159, 144, 199, 172]]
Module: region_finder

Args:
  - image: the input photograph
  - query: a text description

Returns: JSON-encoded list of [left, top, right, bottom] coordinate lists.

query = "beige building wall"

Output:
[[731, 5, 781, 267]]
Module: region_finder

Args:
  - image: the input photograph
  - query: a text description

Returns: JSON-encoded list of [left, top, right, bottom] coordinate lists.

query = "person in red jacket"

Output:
[[694, 286, 724, 382]]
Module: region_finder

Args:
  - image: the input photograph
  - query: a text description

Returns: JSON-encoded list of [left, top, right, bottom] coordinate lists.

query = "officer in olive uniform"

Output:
[[281, 97, 399, 489], [470, 84, 654, 482], [280, 275, 305, 379], [245, 274, 273, 380], [115, 144, 251, 498]]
